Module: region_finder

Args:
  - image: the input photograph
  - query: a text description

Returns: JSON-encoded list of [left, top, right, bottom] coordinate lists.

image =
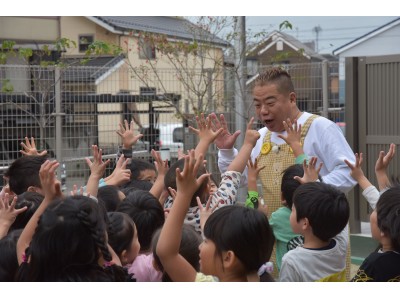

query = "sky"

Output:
[[245, 16, 398, 54], [6, 0, 398, 56]]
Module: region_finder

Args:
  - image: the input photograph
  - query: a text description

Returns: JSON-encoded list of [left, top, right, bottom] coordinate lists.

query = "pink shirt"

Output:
[[128, 253, 162, 282]]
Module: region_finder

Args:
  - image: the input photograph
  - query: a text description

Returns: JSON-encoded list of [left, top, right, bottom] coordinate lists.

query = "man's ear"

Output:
[[289, 92, 297, 104]]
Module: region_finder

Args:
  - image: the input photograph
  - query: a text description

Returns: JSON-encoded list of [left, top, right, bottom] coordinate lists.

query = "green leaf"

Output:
[[279, 21, 293, 31], [1, 79, 14, 93]]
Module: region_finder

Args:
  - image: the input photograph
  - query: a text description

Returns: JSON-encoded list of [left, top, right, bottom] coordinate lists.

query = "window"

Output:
[[139, 39, 156, 60], [79, 35, 94, 52]]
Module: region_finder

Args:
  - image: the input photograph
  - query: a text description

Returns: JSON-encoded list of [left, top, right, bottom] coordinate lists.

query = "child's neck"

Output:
[[219, 271, 248, 282], [380, 237, 394, 252], [303, 234, 330, 249]]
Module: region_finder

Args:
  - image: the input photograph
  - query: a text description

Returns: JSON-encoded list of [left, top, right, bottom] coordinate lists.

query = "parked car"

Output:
[[140, 123, 184, 161]]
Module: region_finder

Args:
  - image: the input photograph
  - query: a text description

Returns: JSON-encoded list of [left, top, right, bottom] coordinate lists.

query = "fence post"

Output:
[[322, 60, 329, 118], [54, 67, 63, 181]]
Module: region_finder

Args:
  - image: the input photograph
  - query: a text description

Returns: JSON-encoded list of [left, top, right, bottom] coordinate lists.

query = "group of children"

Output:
[[0, 114, 399, 282]]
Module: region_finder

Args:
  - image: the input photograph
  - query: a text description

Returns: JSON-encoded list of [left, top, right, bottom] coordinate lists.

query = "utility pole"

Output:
[[234, 16, 246, 148], [313, 25, 322, 52]]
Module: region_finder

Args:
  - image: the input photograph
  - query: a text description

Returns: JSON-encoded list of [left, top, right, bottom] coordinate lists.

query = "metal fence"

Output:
[[0, 61, 341, 191]]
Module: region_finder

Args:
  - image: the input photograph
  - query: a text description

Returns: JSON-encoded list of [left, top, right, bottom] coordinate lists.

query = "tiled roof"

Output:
[[62, 55, 125, 83], [92, 16, 229, 47], [247, 30, 326, 61]]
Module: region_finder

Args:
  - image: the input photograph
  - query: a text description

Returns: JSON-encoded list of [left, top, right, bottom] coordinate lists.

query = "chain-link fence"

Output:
[[0, 61, 342, 191]]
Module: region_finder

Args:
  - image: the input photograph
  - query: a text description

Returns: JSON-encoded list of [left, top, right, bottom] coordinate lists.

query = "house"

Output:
[[333, 17, 400, 57], [333, 17, 400, 104], [0, 16, 230, 164], [245, 30, 339, 114]]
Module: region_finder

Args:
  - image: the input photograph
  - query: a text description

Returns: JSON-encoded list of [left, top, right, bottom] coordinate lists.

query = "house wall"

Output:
[[0, 17, 59, 42], [256, 40, 311, 65], [60, 17, 119, 56], [337, 25, 400, 57]]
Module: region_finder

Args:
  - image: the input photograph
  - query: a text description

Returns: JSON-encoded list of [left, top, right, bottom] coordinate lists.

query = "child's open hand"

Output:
[[39, 160, 62, 201], [0, 193, 27, 227], [85, 145, 110, 180], [20, 136, 48, 157], [175, 150, 209, 198], [106, 154, 131, 186], [243, 117, 261, 148], [210, 113, 241, 149], [344, 153, 365, 181], [294, 157, 322, 184], [151, 149, 169, 177], [189, 113, 223, 144], [278, 118, 302, 150], [247, 157, 265, 180], [116, 120, 143, 149], [375, 143, 396, 174], [196, 194, 217, 232]]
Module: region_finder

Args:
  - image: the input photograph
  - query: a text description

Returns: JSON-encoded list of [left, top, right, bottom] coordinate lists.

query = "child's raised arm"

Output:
[[277, 118, 309, 164], [156, 150, 209, 282], [116, 119, 143, 151], [344, 153, 373, 191], [245, 158, 265, 209], [17, 160, 61, 265], [294, 157, 323, 184], [375, 143, 396, 191], [0, 194, 27, 239], [345, 153, 379, 210], [20, 136, 48, 157], [227, 117, 260, 173], [85, 145, 110, 198], [190, 113, 223, 159], [149, 149, 169, 201]]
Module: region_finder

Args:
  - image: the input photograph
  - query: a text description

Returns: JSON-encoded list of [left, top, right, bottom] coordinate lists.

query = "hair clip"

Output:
[[257, 261, 273, 276]]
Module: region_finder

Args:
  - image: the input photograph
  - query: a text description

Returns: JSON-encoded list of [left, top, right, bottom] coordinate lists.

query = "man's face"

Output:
[[253, 83, 295, 132]]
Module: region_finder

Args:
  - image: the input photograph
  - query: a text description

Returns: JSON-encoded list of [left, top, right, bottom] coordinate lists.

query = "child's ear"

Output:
[[222, 250, 236, 269], [120, 250, 128, 265], [280, 193, 287, 206], [27, 186, 41, 193], [301, 218, 310, 231]]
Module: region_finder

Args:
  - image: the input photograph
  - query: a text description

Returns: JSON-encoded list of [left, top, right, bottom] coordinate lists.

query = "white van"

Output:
[[138, 123, 184, 161]]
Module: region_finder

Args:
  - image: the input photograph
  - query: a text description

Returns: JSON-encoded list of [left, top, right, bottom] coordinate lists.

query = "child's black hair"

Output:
[[16, 196, 129, 281], [5, 155, 48, 195], [10, 192, 44, 231], [0, 229, 23, 281], [376, 185, 400, 252], [129, 158, 156, 180], [106, 212, 136, 259], [97, 185, 122, 212], [293, 182, 349, 242], [121, 179, 153, 195], [281, 164, 304, 209], [203, 205, 275, 281], [116, 190, 165, 252], [152, 224, 202, 282], [164, 158, 208, 207]]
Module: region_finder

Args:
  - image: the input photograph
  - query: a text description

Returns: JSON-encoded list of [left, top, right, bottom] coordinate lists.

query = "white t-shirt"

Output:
[[279, 225, 349, 282]]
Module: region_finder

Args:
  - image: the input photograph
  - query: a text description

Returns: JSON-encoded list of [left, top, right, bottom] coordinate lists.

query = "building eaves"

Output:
[[90, 16, 229, 48], [333, 17, 400, 56], [62, 54, 125, 84], [247, 30, 326, 61]]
